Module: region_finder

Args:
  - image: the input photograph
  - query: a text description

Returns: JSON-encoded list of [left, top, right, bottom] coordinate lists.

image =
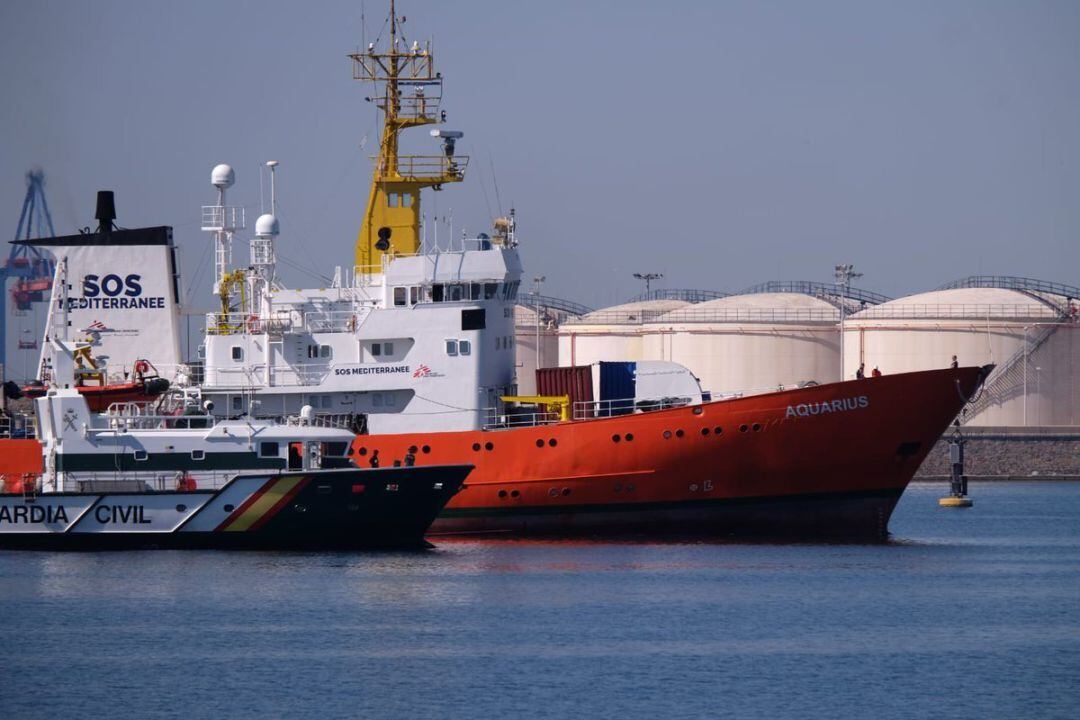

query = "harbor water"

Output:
[[2, 481, 1078, 719]]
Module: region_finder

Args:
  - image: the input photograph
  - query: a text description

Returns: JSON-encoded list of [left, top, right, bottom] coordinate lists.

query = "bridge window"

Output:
[[484, 283, 497, 299], [446, 340, 458, 356], [394, 287, 407, 306], [133, 450, 148, 462], [459, 340, 471, 356], [470, 283, 481, 300], [260, 441, 280, 458], [449, 285, 463, 301], [231, 346, 243, 361], [432, 284, 445, 302], [409, 286, 419, 305], [371, 343, 381, 357], [191, 450, 205, 461], [388, 194, 399, 208]]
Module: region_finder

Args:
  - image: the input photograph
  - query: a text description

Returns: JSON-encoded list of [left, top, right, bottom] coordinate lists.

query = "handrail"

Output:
[[518, 292, 593, 317], [936, 275, 1080, 300], [739, 280, 892, 306], [627, 289, 730, 304]]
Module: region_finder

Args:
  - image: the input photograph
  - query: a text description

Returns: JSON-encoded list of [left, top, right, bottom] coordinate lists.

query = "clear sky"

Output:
[[1, 0, 1078, 372]]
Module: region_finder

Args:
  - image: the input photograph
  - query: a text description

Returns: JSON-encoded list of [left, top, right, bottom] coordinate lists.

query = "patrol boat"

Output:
[[0, 295, 470, 549]]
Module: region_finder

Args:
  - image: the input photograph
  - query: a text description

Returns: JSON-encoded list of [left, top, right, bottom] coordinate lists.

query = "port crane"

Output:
[[1, 169, 57, 372]]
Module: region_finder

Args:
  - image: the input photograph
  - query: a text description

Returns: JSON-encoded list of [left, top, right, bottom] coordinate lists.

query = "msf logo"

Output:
[[413, 365, 432, 378]]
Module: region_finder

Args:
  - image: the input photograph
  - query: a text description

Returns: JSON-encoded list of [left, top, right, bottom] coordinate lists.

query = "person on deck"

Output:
[[951, 355, 959, 369], [856, 363, 865, 380], [872, 366, 882, 378], [369, 449, 380, 468]]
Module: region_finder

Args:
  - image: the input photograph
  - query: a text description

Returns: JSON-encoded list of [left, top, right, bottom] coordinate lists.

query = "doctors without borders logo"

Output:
[[785, 395, 869, 419]]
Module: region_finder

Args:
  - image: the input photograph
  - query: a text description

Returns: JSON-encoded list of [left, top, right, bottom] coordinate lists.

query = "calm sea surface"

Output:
[[2, 482, 1078, 719]]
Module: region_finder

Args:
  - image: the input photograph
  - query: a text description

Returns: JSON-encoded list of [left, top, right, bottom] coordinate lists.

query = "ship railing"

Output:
[[302, 309, 367, 333], [482, 408, 560, 430], [205, 312, 297, 336], [0, 413, 37, 439], [571, 395, 696, 420], [64, 469, 240, 493], [200, 206, 245, 232], [101, 402, 216, 431], [374, 155, 469, 181], [282, 413, 356, 430]]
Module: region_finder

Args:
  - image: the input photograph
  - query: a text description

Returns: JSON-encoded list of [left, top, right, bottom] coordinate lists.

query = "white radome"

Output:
[[211, 164, 235, 189], [255, 213, 280, 237]]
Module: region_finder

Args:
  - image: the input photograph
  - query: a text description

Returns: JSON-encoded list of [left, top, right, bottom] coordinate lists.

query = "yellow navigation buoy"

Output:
[[938, 496, 973, 508]]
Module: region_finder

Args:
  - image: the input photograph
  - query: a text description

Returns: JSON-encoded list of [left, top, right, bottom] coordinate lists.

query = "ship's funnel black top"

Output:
[[95, 190, 116, 232]]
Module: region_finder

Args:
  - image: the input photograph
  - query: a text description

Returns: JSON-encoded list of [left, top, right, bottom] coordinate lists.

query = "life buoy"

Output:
[[176, 473, 197, 492], [133, 359, 150, 380], [347, 315, 357, 332], [246, 315, 261, 333]]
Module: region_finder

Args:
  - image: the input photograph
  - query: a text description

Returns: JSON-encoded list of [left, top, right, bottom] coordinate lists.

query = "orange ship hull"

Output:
[[349, 366, 989, 539], [0, 367, 986, 537]]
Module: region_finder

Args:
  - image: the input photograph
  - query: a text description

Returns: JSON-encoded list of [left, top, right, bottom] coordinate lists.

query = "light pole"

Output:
[[1035, 366, 1042, 425], [533, 275, 545, 373], [835, 264, 862, 380], [633, 272, 663, 298]]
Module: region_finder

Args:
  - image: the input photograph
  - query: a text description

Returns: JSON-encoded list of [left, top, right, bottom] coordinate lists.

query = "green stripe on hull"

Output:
[[56, 453, 285, 472]]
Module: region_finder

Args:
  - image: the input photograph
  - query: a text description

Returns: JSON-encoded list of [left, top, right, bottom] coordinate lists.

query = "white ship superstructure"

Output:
[[199, 213, 522, 432], [199, 4, 523, 432]]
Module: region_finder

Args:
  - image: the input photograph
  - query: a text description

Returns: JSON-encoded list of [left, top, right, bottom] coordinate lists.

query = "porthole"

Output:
[[739, 424, 748, 433], [612, 434, 621, 443], [549, 488, 558, 497], [408, 445, 418, 454], [421, 445, 431, 454], [223, 504, 235, 512], [510, 489, 520, 498], [472, 442, 481, 451], [752, 423, 762, 432], [358, 447, 368, 456], [625, 433, 634, 441], [663, 430, 672, 439], [701, 427, 710, 436], [498, 490, 508, 498], [614, 483, 623, 492], [714, 427, 723, 435], [293, 504, 307, 513], [548, 438, 557, 447], [485, 441, 494, 451], [561, 488, 571, 496], [536, 439, 545, 448], [626, 484, 635, 492], [693, 407, 703, 416], [175, 504, 187, 513], [675, 429, 685, 438]]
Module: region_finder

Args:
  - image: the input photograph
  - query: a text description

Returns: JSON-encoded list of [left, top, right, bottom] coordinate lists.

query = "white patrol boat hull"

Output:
[[0, 465, 470, 550]]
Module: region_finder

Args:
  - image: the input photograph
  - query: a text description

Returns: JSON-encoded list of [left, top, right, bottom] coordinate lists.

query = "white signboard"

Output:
[[33, 228, 183, 381]]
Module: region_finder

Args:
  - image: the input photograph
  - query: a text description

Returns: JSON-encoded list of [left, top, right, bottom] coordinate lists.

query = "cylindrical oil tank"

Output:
[[558, 299, 690, 369], [514, 295, 589, 395], [843, 285, 1080, 426], [642, 292, 842, 396]]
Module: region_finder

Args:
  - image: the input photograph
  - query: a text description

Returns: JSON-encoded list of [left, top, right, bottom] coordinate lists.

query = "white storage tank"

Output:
[[514, 293, 590, 395], [559, 297, 691, 369], [843, 277, 1080, 426], [641, 282, 875, 396]]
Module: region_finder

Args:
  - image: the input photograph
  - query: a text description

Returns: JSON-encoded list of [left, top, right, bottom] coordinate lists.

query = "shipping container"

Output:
[[536, 366, 594, 419], [599, 361, 636, 416]]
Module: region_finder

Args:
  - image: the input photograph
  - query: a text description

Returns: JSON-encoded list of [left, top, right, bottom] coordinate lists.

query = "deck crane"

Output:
[[1, 169, 57, 373]]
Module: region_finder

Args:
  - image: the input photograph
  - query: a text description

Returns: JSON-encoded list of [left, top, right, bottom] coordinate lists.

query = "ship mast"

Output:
[[349, 0, 468, 274]]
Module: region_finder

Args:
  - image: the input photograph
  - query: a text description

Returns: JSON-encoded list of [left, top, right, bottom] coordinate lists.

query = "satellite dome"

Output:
[[211, 164, 235, 189], [255, 213, 279, 237]]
